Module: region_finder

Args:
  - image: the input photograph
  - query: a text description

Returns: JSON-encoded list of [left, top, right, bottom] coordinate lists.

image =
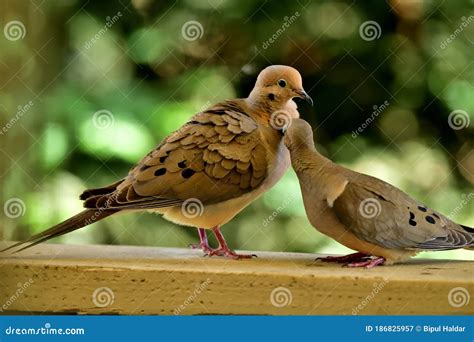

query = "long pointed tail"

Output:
[[460, 225, 474, 250], [1, 209, 117, 253]]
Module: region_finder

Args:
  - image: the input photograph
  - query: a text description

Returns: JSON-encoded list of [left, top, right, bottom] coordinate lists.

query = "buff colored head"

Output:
[[248, 65, 313, 109]]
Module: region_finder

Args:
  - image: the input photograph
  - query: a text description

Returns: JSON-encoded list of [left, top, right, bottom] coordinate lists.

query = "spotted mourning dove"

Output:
[[284, 118, 473, 267], [2, 65, 313, 258]]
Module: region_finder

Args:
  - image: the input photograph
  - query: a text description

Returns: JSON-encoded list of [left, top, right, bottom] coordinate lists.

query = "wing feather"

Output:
[[332, 175, 471, 250], [81, 100, 268, 210]]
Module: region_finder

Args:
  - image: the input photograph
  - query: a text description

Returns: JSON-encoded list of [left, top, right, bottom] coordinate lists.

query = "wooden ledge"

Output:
[[0, 243, 472, 315]]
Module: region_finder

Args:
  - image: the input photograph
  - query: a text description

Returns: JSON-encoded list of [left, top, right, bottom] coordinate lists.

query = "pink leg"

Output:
[[346, 257, 385, 268], [208, 227, 256, 260], [316, 252, 370, 264], [189, 228, 212, 255]]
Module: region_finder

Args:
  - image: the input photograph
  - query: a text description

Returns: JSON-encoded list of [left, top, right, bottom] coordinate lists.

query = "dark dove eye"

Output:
[[278, 79, 287, 88]]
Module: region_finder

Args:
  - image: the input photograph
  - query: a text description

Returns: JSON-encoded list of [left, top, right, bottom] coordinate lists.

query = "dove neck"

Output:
[[289, 143, 331, 174], [246, 93, 290, 118]]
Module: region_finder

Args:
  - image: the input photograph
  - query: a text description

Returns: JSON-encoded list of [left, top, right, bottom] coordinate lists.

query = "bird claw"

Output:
[[316, 252, 370, 264], [188, 242, 213, 255], [190, 227, 256, 259], [206, 247, 257, 260], [344, 257, 385, 268]]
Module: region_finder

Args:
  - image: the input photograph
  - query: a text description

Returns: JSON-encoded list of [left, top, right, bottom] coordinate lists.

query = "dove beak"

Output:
[[294, 89, 313, 106]]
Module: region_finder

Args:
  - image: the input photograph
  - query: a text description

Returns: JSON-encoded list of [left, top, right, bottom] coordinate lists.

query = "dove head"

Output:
[[284, 118, 316, 152], [248, 65, 313, 112]]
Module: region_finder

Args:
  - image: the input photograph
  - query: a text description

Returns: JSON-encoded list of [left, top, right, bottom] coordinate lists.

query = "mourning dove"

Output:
[[284, 118, 473, 267], [2, 65, 313, 258]]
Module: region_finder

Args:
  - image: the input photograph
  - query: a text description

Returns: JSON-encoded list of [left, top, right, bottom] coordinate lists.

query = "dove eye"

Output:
[[278, 79, 287, 88]]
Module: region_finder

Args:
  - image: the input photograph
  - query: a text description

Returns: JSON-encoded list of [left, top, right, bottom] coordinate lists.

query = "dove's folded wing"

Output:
[[81, 100, 268, 210], [331, 175, 470, 250]]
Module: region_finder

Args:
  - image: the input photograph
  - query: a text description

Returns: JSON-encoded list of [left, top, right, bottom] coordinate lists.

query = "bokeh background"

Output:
[[1, 0, 473, 260]]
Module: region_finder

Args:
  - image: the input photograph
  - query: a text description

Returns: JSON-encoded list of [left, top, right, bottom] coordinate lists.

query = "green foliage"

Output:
[[1, 0, 472, 260]]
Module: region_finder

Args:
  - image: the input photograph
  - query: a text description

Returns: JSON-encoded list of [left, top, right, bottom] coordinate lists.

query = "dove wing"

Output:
[[81, 100, 268, 210], [331, 174, 471, 250]]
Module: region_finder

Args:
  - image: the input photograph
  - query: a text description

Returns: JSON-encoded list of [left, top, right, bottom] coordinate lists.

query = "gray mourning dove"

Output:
[[2, 65, 313, 258], [284, 118, 473, 267]]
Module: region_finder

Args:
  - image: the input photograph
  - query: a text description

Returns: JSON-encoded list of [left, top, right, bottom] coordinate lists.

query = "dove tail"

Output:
[[80, 179, 124, 200], [0, 209, 117, 254], [460, 225, 474, 250]]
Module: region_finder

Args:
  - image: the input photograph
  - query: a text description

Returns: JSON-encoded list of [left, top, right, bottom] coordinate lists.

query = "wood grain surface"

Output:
[[0, 243, 472, 315]]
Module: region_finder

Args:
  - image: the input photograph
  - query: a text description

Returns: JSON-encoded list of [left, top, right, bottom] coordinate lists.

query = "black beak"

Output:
[[295, 89, 313, 106]]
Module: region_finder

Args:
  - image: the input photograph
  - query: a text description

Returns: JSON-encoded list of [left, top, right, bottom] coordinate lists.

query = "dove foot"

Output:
[[189, 228, 213, 255], [208, 226, 257, 260], [316, 252, 370, 263], [346, 257, 385, 268], [207, 247, 256, 259]]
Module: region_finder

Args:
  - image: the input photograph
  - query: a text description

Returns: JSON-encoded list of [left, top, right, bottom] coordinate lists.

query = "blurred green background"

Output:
[[0, 0, 473, 260]]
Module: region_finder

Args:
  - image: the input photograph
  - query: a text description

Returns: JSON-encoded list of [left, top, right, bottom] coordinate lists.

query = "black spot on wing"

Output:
[[178, 161, 187, 168], [432, 213, 440, 219], [154, 168, 166, 176], [408, 212, 417, 227], [425, 216, 436, 224], [418, 205, 427, 212], [182, 168, 196, 179]]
